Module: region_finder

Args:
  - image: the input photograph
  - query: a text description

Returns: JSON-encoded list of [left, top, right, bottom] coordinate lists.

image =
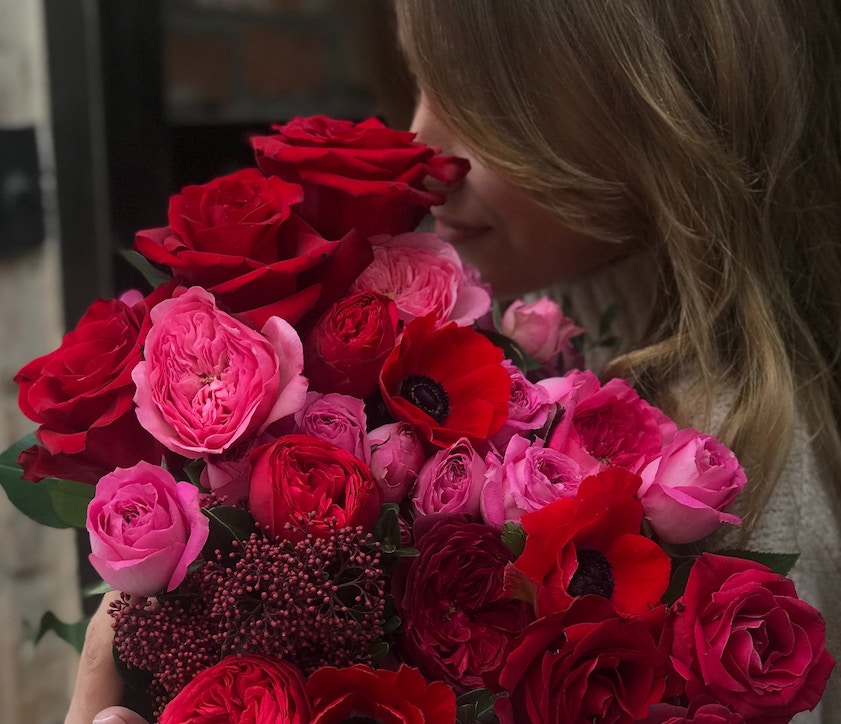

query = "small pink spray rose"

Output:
[[500, 297, 582, 367], [86, 461, 209, 596], [412, 437, 487, 517], [368, 422, 426, 504]]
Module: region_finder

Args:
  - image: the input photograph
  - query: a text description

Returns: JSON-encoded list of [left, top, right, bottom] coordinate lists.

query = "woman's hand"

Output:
[[64, 591, 149, 724]]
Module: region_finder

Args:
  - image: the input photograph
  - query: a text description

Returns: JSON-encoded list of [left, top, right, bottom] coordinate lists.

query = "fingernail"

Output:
[[93, 715, 125, 724]]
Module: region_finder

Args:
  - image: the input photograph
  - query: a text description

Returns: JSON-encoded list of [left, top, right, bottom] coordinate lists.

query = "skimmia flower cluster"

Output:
[[5, 115, 835, 723]]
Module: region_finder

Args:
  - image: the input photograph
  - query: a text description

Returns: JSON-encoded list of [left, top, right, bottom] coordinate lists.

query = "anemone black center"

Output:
[[400, 374, 450, 422], [568, 546, 615, 599]]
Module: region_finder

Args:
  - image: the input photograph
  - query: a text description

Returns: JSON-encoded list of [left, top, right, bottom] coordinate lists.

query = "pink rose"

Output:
[[667, 553, 836, 723], [86, 461, 209, 596], [481, 435, 583, 526], [412, 438, 486, 517], [368, 422, 427, 504], [350, 232, 491, 327], [290, 391, 370, 463], [547, 369, 677, 475], [132, 287, 308, 458], [500, 297, 583, 367], [491, 362, 569, 448], [636, 429, 746, 544], [200, 433, 273, 502]]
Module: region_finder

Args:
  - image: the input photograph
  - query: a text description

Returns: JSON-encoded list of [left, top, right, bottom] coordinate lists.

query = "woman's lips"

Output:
[[433, 217, 492, 245]]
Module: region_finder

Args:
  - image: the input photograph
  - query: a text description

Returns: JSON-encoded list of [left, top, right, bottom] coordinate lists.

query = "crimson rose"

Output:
[[490, 596, 670, 724], [380, 315, 511, 447], [134, 168, 372, 328], [304, 291, 399, 398], [392, 514, 532, 691], [666, 553, 835, 723], [306, 664, 457, 723], [15, 288, 171, 484], [252, 115, 469, 240], [248, 433, 382, 541], [158, 654, 310, 724]]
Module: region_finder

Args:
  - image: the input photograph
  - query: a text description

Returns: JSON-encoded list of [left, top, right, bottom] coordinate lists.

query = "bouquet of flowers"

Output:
[[1, 115, 835, 723]]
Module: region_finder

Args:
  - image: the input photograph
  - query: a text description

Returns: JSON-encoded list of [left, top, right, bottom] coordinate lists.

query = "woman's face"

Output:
[[411, 92, 628, 298]]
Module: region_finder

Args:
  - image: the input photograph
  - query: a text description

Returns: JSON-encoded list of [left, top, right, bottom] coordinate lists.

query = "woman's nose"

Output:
[[410, 92, 467, 193]]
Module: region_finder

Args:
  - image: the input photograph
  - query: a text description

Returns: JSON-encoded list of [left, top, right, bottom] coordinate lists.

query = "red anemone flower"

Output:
[[504, 467, 671, 616], [379, 315, 511, 447]]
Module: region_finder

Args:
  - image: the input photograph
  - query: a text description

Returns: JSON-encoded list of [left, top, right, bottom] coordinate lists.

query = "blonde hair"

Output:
[[395, 0, 841, 530]]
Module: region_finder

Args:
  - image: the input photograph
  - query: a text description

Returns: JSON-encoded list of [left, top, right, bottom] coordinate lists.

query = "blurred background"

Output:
[[0, 1, 414, 721]]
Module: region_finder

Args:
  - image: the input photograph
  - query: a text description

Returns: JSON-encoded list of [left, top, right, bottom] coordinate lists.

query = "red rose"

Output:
[[306, 664, 457, 723], [252, 115, 469, 240], [666, 553, 835, 723], [134, 168, 372, 328], [490, 596, 670, 724], [505, 467, 671, 617], [304, 291, 399, 398], [248, 433, 382, 541], [158, 653, 310, 724], [14, 288, 171, 484], [644, 697, 746, 723], [392, 515, 533, 691], [379, 315, 511, 447]]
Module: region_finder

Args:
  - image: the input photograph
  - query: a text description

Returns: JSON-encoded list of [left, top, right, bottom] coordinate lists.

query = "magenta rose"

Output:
[[667, 553, 835, 723], [289, 391, 370, 463], [135, 168, 372, 329], [547, 369, 677, 475], [351, 232, 491, 326], [500, 297, 583, 367], [248, 433, 383, 542], [368, 422, 427, 504], [636, 429, 746, 543], [15, 287, 172, 484], [393, 514, 532, 691], [251, 115, 469, 240], [132, 286, 307, 458], [412, 438, 487, 517], [158, 654, 310, 724], [481, 434, 583, 526], [86, 461, 209, 596], [303, 291, 399, 398], [490, 597, 670, 724]]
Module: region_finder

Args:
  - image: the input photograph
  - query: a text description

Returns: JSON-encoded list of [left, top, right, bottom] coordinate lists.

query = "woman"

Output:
[[68, 1, 841, 721]]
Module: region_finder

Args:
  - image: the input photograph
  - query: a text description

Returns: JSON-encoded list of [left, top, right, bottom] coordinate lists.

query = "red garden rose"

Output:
[[489, 596, 671, 724], [666, 553, 836, 723], [505, 467, 671, 617], [644, 697, 746, 724], [248, 433, 382, 542], [306, 664, 457, 723], [392, 514, 533, 691], [134, 168, 372, 329], [304, 291, 399, 398], [252, 115, 470, 240], [379, 315, 511, 447], [158, 653, 310, 724], [15, 287, 172, 484]]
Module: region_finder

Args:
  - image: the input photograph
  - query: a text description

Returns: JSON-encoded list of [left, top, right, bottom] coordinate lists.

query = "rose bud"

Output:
[[412, 437, 486, 517], [304, 291, 399, 399], [368, 422, 426, 504], [500, 297, 582, 367]]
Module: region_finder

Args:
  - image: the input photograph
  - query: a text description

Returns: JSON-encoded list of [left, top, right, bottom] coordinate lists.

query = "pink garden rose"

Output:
[[547, 369, 677, 475], [500, 297, 582, 367], [412, 438, 487, 517], [86, 461, 209, 596], [667, 553, 836, 723], [481, 435, 583, 526], [132, 287, 308, 458], [289, 391, 370, 463], [350, 232, 491, 327], [636, 429, 746, 544], [368, 422, 427, 504]]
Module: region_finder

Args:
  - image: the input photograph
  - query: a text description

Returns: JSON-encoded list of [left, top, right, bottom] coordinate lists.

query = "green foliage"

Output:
[[29, 611, 89, 654], [501, 521, 527, 558], [716, 549, 800, 577], [120, 249, 171, 289], [201, 505, 258, 558], [0, 433, 94, 528], [456, 688, 505, 723]]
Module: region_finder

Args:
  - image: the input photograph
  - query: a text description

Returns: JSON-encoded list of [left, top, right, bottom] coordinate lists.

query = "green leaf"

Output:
[[120, 249, 171, 288], [456, 688, 506, 723], [369, 639, 390, 668], [501, 521, 526, 558], [662, 556, 696, 605], [81, 579, 112, 598], [183, 458, 208, 490], [715, 549, 800, 577], [30, 611, 89, 653], [202, 506, 257, 558], [478, 328, 541, 373], [0, 433, 94, 528]]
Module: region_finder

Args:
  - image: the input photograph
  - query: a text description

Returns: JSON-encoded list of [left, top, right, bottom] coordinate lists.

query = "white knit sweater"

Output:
[[545, 253, 841, 723]]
